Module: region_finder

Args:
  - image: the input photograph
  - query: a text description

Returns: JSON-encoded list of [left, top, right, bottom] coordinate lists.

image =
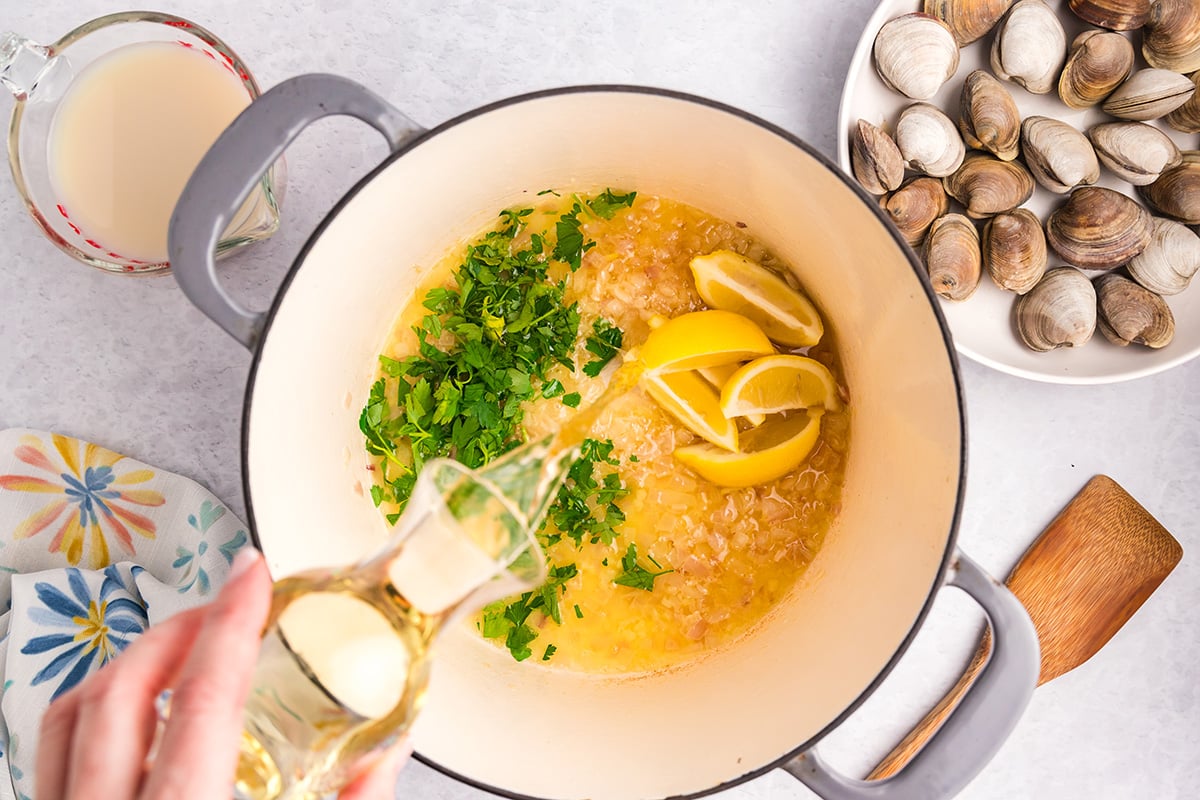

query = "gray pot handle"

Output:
[[784, 550, 1039, 800], [168, 74, 425, 349]]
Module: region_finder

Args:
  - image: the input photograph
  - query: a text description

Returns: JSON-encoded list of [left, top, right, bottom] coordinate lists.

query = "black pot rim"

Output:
[[238, 83, 967, 800]]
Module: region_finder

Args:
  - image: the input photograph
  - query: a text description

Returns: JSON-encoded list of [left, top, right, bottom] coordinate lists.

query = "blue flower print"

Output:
[[7, 730, 30, 796], [19, 566, 147, 700], [62, 466, 120, 530], [174, 501, 247, 595]]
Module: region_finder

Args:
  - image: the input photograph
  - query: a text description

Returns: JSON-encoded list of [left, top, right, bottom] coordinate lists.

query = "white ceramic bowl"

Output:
[[838, 0, 1200, 384]]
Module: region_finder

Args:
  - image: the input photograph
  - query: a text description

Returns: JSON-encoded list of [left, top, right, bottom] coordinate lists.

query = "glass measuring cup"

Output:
[[2, 12, 283, 274]]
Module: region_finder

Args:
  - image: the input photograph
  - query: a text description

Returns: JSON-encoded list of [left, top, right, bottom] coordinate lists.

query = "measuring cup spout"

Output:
[[0, 33, 59, 100]]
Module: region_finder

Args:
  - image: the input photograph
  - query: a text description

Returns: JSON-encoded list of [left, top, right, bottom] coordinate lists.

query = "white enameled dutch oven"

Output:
[[169, 76, 1039, 800]]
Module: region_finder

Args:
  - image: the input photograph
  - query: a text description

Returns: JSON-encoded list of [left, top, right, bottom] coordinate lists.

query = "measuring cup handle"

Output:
[[169, 73, 425, 349], [782, 549, 1040, 800]]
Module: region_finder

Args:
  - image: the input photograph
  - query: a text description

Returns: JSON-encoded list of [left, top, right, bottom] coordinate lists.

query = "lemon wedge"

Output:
[[673, 411, 822, 488], [697, 362, 766, 427], [690, 250, 824, 347], [720, 355, 842, 418], [643, 370, 739, 451], [652, 311, 759, 420], [696, 361, 739, 387], [639, 310, 774, 372]]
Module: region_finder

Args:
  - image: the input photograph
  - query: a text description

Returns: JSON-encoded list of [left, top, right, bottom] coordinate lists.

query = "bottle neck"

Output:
[[368, 435, 580, 629], [1, 32, 53, 100], [472, 433, 581, 534]]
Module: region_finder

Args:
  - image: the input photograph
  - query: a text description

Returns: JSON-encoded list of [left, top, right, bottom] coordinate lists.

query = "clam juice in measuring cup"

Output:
[[46, 40, 264, 264]]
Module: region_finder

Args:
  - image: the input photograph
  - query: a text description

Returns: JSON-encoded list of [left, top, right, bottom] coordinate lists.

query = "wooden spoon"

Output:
[[869, 474, 1183, 780]]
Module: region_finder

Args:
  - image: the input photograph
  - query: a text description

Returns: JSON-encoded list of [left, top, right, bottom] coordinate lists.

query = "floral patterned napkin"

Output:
[[0, 429, 250, 799]]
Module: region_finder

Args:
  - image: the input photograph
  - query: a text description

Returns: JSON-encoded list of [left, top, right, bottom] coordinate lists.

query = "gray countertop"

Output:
[[2, 2, 1197, 798]]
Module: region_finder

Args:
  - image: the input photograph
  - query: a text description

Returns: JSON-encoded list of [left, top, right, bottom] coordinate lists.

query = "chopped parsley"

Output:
[[359, 206, 581, 511], [548, 438, 629, 548], [482, 438, 631, 659], [582, 318, 625, 377], [538, 563, 579, 624], [552, 203, 594, 271], [614, 543, 673, 592], [481, 563, 577, 661], [362, 189, 651, 662], [586, 189, 638, 219], [546, 189, 637, 270]]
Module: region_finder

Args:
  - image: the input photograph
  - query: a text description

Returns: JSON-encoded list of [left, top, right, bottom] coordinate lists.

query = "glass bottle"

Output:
[[231, 435, 576, 799]]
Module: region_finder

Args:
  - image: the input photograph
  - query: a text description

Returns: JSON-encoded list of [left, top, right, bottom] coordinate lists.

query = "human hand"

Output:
[[35, 549, 410, 799]]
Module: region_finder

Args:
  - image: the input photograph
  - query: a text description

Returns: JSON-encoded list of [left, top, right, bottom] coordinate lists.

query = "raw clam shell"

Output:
[[1046, 186, 1153, 269], [874, 13, 961, 101], [1127, 217, 1200, 294], [924, 213, 982, 301], [897, 102, 967, 177], [1087, 121, 1182, 185], [1021, 116, 1101, 194], [1094, 273, 1175, 348], [1067, 0, 1150, 30], [984, 208, 1049, 293], [925, 0, 1016, 44], [1142, 0, 1200, 74], [1102, 68, 1196, 121], [852, 119, 905, 195], [991, 0, 1068, 95], [959, 70, 1022, 161], [943, 151, 1036, 218], [1165, 72, 1200, 133], [1138, 152, 1200, 223], [881, 177, 951, 246], [1057, 30, 1134, 109], [1015, 267, 1097, 351]]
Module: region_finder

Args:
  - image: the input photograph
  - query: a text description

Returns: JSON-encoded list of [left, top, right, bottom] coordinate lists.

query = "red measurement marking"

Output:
[[107, 252, 121, 258], [203, 50, 215, 60], [177, 40, 194, 48], [130, 259, 146, 265], [56, 204, 69, 218], [123, 265, 135, 272], [67, 222, 80, 234], [221, 52, 235, 65], [85, 239, 102, 249], [222, 63, 234, 74], [165, 20, 192, 29], [239, 70, 250, 81]]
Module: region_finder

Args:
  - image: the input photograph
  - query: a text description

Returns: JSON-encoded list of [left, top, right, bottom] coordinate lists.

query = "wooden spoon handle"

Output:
[[866, 633, 992, 781]]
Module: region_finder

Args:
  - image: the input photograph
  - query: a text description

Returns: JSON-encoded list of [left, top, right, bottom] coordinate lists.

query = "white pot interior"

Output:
[[246, 90, 963, 800]]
